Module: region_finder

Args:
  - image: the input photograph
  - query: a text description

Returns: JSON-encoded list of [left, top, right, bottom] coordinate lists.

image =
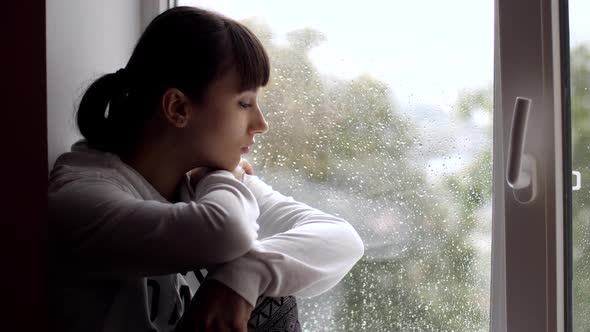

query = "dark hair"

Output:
[[76, 6, 270, 156]]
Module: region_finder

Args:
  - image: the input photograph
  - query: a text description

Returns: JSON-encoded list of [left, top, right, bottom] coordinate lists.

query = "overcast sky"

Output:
[[181, 0, 589, 109]]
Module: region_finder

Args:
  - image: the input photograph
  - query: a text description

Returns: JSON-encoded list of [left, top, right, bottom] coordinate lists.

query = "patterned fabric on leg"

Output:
[[248, 296, 301, 332]]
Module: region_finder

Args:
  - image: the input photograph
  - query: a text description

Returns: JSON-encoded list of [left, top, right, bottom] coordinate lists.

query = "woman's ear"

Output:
[[161, 88, 191, 128]]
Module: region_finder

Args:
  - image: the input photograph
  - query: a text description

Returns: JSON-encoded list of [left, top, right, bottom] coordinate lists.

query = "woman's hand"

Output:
[[231, 158, 254, 181], [176, 279, 253, 332], [189, 159, 254, 187]]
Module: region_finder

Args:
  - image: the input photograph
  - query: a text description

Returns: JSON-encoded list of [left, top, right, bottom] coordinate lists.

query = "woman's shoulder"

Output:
[[48, 140, 130, 195]]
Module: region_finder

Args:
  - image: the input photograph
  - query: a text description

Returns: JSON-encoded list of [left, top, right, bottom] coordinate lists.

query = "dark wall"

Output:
[[1, 0, 48, 330]]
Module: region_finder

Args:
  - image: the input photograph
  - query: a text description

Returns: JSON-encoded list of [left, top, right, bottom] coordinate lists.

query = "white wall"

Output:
[[46, 0, 143, 170]]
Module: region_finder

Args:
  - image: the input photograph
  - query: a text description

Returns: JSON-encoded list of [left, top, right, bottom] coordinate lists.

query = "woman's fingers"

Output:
[[239, 158, 254, 175], [231, 166, 246, 181], [190, 159, 253, 184]]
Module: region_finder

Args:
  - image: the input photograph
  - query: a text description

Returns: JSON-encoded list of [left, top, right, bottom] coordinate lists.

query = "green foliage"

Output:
[[455, 86, 493, 122], [241, 17, 590, 332], [242, 19, 494, 331], [570, 43, 590, 331]]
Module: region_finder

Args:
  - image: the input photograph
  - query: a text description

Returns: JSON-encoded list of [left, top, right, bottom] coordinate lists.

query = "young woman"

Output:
[[47, 6, 364, 332]]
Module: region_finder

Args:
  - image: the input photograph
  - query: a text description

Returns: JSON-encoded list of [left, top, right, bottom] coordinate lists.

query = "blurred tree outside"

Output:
[[240, 18, 499, 332], [570, 44, 590, 332]]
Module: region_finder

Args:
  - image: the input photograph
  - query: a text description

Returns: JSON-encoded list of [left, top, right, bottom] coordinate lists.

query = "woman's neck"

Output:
[[121, 142, 187, 203]]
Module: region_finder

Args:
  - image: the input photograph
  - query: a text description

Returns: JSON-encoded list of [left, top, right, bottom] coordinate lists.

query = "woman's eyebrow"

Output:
[[237, 89, 258, 95]]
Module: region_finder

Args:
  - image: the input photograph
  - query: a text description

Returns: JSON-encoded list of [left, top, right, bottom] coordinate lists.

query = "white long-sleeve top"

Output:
[[47, 140, 364, 332]]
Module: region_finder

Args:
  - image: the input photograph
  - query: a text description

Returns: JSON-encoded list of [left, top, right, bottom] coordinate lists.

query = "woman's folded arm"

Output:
[[206, 175, 365, 307], [48, 170, 259, 278]]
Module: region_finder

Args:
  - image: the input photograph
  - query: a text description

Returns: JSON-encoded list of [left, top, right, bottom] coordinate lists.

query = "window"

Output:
[[569, 0, 590, 330], [178, 1, 494, 330], [174, 0, 570, 330]]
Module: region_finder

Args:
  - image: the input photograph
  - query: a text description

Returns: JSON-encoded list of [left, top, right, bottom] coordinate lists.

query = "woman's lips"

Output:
[[240, 146, 251, 154]]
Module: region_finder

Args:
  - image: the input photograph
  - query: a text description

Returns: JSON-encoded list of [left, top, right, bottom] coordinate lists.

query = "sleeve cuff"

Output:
[[206, 251, 271, 307]]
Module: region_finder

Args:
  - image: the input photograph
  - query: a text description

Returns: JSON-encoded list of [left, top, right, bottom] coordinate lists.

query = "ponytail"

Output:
[[76, 70, 130, 154]]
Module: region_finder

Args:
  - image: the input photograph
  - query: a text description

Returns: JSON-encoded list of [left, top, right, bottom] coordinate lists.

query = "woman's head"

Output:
[[76, 6, 270, 170]]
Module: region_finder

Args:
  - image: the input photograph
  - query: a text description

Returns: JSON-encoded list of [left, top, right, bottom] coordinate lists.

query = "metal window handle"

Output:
[[573, 171, 581, 191], [506, 97, 537, 203]]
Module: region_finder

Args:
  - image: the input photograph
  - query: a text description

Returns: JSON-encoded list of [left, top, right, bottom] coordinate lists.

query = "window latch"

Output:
[[506, 97, 537, 203]]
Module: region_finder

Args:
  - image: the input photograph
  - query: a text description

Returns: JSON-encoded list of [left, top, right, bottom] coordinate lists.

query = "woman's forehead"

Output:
[[210, 68, 260, 95]]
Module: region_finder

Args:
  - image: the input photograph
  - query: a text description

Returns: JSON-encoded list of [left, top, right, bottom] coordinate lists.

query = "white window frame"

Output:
[[491, 0, 568, 330], [141, 0, 175, 31]]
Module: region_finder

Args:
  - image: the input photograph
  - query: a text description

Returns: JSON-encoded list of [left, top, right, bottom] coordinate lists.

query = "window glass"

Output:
[[569, 0, 590, 330], [178, 1, 494, 330]]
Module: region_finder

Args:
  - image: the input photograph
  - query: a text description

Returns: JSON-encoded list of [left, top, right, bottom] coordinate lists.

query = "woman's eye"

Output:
[[239, 101, 252, 109]]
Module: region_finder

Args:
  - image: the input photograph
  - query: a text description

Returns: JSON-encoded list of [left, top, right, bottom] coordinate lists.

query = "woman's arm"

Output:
[[205, 174, 365, 307], [48, 170, 259, 278]]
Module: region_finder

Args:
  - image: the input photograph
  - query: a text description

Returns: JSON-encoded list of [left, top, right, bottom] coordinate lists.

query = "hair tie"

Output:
[[105, 68, 130, 120]]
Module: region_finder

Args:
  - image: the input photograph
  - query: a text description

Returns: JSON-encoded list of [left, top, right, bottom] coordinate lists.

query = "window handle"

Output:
[[573, 171, 581, 191], [506, 97, 537, 203]]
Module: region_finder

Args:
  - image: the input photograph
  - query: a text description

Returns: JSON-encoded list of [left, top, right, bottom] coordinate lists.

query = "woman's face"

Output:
[[185, 68, 269, 171]]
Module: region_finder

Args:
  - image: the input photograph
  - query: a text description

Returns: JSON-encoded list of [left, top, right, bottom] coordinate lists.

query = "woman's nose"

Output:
[[250, 106, 269, 134]]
